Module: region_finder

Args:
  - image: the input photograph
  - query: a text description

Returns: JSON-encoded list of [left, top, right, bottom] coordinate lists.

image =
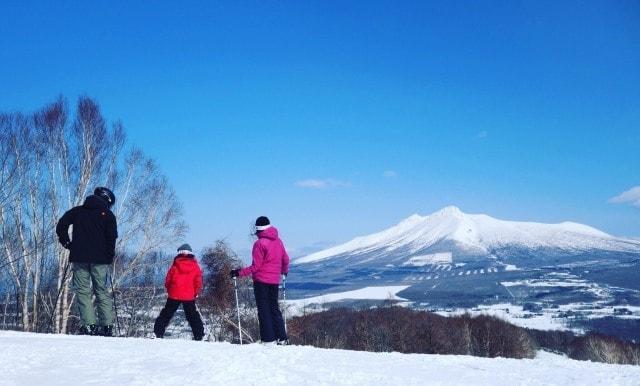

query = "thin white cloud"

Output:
[[475, 130, 488, 139], [382, 170, 397, 178], [609, 186, 640, 207], [294, 179, 351, 189]]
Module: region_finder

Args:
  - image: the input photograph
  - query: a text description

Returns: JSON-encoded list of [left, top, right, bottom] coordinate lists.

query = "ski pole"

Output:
[[233, 277, 243, 345], [110, 272, 121, 337], [282, 274, 287, 333]]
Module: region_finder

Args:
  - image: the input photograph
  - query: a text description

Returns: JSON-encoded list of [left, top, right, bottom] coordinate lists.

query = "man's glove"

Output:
[[230, 269, 240, 278]]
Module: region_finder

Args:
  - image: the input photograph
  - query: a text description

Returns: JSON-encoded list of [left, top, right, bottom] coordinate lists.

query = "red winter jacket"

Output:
[[165, 254, 203, 301]]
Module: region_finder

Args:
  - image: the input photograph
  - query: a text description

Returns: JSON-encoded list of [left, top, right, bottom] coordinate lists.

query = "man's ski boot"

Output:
[[78, 324, 98, 336], [277, 338, 289, 346], [99, 325, 114, 337]]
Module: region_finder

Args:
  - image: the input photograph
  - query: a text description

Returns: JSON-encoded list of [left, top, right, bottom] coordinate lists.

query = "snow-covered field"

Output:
[[288, 285, 409, 316], [433, 301, 640, 332], [288, 282, 640, 332], [434, 303, 569, 331], [1, 331, 639, 385]]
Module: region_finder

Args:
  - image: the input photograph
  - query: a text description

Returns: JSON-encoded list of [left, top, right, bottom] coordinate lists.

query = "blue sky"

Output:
[[1, 1, 639, 258]]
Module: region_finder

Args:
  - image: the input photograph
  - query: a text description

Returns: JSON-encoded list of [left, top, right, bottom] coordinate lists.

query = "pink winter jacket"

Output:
[[239, 226, 290, 285]]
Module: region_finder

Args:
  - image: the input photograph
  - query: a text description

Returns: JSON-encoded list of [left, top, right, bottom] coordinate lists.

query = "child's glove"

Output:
[[230, 269, 240, 278]]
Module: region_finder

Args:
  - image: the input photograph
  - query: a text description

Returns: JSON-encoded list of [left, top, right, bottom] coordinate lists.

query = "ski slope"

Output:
[[1, 331, 639, 385]]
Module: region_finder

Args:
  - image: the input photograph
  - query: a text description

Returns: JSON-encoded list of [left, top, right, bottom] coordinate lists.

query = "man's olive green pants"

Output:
[[72, 263, 114, 326]]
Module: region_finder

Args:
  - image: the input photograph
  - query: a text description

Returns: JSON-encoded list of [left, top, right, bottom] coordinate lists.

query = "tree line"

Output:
[[287, 306, 640, 365]]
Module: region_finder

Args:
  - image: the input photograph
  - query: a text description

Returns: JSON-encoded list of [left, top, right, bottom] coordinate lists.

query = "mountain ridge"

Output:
[[296, 206, 640, 265]]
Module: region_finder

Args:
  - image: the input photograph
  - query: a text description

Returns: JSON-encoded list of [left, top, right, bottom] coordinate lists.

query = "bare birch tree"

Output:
[[0, 96, 186, 334]]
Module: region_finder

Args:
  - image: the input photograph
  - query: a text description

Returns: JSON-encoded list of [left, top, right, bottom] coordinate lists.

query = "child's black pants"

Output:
[[154, 298, 204, 340]]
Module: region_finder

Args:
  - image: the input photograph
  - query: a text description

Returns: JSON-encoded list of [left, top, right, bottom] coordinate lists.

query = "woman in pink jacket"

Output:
[[231, 216, 290, 345]]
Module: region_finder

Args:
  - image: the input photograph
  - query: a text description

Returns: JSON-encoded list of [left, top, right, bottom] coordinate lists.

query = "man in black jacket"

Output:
[[56, 187, 118, 336]]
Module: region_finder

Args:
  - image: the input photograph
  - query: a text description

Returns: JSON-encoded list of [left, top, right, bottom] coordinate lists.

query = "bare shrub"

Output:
[[198, 240, 259, 343], [527, 328, 575, 355], [569, 333, 640, 365], [465, 314, 536, 359], [288, 307, 536, 359]]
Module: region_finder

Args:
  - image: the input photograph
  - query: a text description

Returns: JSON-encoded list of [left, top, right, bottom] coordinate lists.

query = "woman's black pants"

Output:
[[253, 281, 287, 343]]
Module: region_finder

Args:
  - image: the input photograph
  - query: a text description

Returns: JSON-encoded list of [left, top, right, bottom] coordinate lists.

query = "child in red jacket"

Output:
[[153, 243, 205, 340]]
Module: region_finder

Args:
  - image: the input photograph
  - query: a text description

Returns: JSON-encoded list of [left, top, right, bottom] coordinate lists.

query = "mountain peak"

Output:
[[430, 205, 464, 218], [400, 214, 424, 224]]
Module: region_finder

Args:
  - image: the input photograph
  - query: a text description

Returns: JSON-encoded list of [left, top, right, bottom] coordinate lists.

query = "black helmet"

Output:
[[94, 187, 115, 207]]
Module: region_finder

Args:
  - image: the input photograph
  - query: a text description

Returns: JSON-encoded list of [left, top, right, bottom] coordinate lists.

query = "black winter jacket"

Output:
[[56, 195, 118, 264]]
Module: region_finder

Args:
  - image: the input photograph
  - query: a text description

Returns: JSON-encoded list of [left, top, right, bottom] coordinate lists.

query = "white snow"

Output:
[[1, 331, 639, 385], [501, 279, 591, 288], [555, 303, 640, 321], [287, 286, 409, 315], [435, 303, 569, 331], [402, 252, 452, 266], [437, 297, 640, 332], [296, 206, 640, 264]]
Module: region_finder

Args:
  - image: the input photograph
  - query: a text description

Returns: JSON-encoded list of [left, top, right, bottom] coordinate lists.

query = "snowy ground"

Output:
[[287, 285, 409, 316], [1, 331, 639, 385], [433, 302, 640, 332], [286, 272, 640, 333], [434, 303, 569, 331]]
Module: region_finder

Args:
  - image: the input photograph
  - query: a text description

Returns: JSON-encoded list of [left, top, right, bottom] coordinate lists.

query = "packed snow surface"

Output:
[[296, 206, 640, 264], [1, 331, 639, 385]]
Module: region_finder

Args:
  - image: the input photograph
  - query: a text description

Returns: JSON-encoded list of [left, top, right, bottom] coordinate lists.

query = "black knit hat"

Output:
[[255, 216, 271, 231], [177, 243, 193, 254]]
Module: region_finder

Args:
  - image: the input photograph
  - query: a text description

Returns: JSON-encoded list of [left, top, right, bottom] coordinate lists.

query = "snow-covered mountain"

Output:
[[296, 206, 640, 266], [288, 207, 640, 334]]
